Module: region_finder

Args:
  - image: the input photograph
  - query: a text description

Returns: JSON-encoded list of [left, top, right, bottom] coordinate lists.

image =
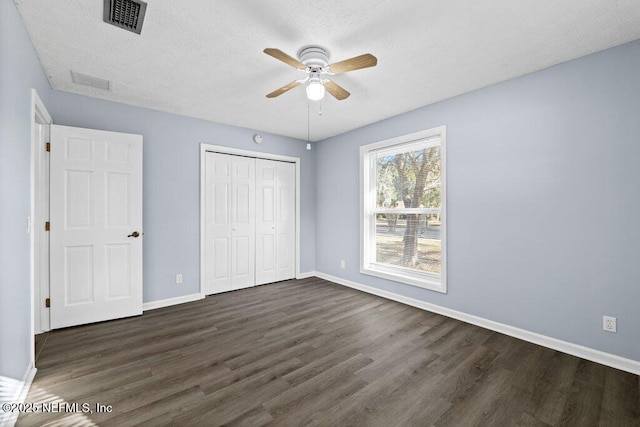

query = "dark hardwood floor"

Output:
[[20, 278, 639, 426]]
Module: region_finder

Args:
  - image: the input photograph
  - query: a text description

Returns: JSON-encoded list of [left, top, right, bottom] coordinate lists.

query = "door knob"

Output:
[[127, 231, 140, 238]]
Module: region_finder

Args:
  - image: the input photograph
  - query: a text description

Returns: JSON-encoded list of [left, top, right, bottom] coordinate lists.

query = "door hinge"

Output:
[[45, 221, 50, 231], [45, 298, 50, 308], [45, 142, 50, 152]]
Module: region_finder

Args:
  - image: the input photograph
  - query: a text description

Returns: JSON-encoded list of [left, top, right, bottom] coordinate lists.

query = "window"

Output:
[[360, 127, 446, 292]]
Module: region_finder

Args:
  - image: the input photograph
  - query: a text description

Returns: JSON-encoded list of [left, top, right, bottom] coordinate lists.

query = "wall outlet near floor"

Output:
[[175, 274, 183, 284], [603, 316, 616, 333], [340, 260, 346, 270]]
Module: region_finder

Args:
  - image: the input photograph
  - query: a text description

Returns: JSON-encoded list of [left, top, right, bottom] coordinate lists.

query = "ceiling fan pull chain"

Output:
[[307, 100, 310, 143]]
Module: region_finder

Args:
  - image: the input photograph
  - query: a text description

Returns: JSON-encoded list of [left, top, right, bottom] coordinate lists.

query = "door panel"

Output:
[[65, 136, 93, 160], [256, 159, 295, 284], [106, 140, 131, 163], [255, 159, 277, 285], [64, 245, 93, 304], [213, 238, 229, 279], [235, 184, 250, 224], [276, 162, 296, 281], [234, 236, 250, 275], [213, 183, 228, 224], [205, 153, 256, 293], [106, 173, 130, 226], [65, 170, 93, 228], [50, 125, 142, 329], [230, 156, 255, 289], [105, 244, 131, 299], [261, 235, 275, 270], [205, 153, 232, 294]]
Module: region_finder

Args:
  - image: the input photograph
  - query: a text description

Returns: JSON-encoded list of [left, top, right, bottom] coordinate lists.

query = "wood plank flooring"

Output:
[[19, 277, 640, 426]]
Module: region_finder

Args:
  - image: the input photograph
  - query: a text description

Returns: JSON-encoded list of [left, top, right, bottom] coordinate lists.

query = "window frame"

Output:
[[359, 126, 447, 293]]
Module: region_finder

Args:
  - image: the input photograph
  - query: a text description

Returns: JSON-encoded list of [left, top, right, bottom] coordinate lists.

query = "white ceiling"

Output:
[[15, 0, 640, 141]]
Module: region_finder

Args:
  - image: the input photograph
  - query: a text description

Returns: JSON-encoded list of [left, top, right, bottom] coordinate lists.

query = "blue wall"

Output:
[[0, 0, 52, 383], [3, 0, 639, 391], [50, 92, 316, 303], [316, 40, 640, 361]]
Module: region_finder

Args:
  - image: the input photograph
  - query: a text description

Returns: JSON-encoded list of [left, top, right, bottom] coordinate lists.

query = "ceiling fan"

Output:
[[264, 46, 377, 101]]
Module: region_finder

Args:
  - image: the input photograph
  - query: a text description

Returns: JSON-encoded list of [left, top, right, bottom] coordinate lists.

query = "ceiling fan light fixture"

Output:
[[306, 81, 325, 101]]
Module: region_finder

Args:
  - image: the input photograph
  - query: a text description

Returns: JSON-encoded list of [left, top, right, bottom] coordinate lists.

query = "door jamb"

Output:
[[199, 143, 301, 297], [30, 89, 52, 365]]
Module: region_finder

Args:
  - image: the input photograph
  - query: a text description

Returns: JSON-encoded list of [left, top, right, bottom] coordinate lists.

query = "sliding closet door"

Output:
[[205, 152, 255, 294], [256, 159, 295, 285], [276, 161, 295, 281]]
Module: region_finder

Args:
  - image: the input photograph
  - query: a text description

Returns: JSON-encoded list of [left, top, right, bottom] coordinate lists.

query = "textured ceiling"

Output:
[[15, 0, 640, 141]]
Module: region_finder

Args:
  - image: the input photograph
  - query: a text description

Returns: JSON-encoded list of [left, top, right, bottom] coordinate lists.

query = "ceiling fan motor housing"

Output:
[[298, 46, 330, 69]]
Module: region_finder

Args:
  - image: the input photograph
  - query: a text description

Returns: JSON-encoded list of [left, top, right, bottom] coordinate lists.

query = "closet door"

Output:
[[230, 156, 255, 290], [255, 159, 278, 285], [205, 152, 255, 294], [276, 161, 295, 281], [205, 152, 233, 294], [256, 159, 295, 284]]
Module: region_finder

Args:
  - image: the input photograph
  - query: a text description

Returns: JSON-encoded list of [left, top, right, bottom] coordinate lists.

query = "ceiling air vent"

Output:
[[103, 0, 147, 34], [71, 71, 111, 91]]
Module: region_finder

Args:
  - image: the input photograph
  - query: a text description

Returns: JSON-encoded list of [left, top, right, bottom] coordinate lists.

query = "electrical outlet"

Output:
[[340, 260, 346, 269], [603, 316, 616, 333], [176, 274, 183, 284]]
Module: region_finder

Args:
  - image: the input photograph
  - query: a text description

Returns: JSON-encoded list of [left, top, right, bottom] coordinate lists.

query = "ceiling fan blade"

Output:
[[328, 53, 377, 74], [323, 80, 350, 100], [263, 48, 306, 70], [266, 80, 302, 98]]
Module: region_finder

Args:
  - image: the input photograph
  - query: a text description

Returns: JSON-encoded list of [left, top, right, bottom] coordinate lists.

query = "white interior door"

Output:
[[50, 125, 143, 329], [276, 161, 295, 281], [256, 159, 295, 284], [231, 156, 256, 290], [205, 152, 255, 294], [255, 159, 278, 285], [205, 152, 232, 294]]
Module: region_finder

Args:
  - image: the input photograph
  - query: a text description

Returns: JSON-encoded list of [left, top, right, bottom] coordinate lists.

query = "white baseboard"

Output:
[[314, 271, 640, 376], [143, 293, 204, 311], [0, 364, 37, 427], [296, 271, 317, 279]]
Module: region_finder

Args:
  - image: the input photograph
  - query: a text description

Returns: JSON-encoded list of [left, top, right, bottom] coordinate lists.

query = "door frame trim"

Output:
[[199, 143, 301, 296], [30, 89, 52, 362]]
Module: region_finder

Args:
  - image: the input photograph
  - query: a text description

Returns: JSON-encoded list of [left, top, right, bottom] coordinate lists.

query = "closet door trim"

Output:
[[199, 143, 301, 297]]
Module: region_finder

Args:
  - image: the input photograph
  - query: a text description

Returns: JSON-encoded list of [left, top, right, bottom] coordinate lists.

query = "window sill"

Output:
[[361, 264, 447, 294]]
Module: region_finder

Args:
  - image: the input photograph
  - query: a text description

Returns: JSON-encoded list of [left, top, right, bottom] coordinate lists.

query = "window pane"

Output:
[[362, 130, 445, 290], [375, 146, 441, 210], [375, 213, 441, 275]]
